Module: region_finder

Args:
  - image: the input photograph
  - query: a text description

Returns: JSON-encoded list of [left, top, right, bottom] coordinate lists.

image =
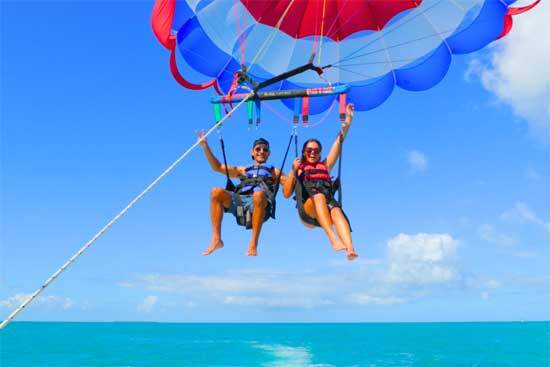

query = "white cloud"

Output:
[[481, 291, 490, 301], [120, 234, 463, 310], [387, 233, 459, 285], [223, 296, 332, 309], [138, 295, 158, 313], [478, 223, 516, 247], [467, 0, 550, 140], [501, 201, 550, 232], [349, 294, 408, 305], [407, 150, 428, 173], [484, 279, 501, 289], [0, 293, 75, 310], [0, 294, 32, 309], [127, 271, 346, 309]]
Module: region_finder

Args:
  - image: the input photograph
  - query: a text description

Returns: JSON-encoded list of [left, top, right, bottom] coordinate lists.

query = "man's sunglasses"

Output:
[[254, 146, 270, 153]]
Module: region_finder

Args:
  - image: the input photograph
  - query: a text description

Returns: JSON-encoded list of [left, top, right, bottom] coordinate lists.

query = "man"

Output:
[[198, 135, 286, 256]]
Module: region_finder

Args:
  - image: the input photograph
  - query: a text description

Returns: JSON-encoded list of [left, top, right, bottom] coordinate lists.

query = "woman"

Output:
[[284, 103, 358, 260]]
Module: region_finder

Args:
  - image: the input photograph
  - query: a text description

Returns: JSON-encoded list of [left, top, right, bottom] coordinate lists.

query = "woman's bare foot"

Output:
[[246, 243, 258, 256], [346, 248, 358, 260], [329, 235, 346, 251], [203, 239, 224, 256]]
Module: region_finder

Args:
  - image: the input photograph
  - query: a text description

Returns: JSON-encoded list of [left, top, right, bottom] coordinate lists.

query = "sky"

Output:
[[1, 1, 549, 323]]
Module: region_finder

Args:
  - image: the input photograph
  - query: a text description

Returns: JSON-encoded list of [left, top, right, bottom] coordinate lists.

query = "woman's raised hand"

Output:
[[345, 103, 354, 123]]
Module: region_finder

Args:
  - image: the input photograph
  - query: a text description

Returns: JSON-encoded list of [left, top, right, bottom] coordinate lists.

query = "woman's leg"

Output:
[[305, 194, 346, 251], [331, 208, 358, 260]]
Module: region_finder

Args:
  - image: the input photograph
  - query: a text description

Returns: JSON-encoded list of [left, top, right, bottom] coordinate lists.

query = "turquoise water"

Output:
[[1, 322, 548, 366]]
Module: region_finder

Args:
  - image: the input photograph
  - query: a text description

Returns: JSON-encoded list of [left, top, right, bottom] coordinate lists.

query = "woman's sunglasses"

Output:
[[305, 148, 321, 154]]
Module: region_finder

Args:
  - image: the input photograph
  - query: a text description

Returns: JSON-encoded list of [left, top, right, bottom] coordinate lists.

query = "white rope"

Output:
[[0, 93, 254, 331]]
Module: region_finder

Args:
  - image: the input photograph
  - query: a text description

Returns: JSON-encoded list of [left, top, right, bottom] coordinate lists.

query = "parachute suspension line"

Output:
[[316, 0, 328, 66], [445, 0, 466, 13], [323, 0, 357, 40], [333, 27, 459, 68], [248, 0, 296, 71], [233, 0, 247, 65], [334, 0, 444, 66], [0, 92, 255, 331], [417, 0, 466, 55], [366, 1, 398, 84]]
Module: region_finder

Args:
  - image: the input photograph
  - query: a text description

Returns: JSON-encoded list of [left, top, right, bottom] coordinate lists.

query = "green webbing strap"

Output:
[[247, 100, 254, 126], [213, 103, 222, 123]]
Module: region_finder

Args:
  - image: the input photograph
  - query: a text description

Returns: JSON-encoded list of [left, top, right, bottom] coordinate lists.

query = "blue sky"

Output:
[[1, 1, 549, 323]]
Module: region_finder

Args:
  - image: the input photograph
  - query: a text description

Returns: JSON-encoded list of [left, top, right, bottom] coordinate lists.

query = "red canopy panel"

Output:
[[240, 0, 422, 41]]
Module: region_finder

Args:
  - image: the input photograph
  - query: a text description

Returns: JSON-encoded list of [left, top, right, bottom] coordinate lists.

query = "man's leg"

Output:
[[203, 187, 232, 256], [311, 194, 346, 251], [331, 208, 358, 260], [247, 191, 267, 256]]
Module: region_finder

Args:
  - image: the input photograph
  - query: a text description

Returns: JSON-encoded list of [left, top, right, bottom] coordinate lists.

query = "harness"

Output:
[[294, 134, 351, 230], [218, 133, 294, 230], [224, 164, 276, 229]]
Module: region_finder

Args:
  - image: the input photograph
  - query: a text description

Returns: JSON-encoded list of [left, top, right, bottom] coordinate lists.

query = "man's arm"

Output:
[[326, 104, 354, 170], [198, 135, 243, 178]]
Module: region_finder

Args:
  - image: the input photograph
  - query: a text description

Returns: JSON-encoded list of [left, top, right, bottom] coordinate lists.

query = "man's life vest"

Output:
[[237, 164, 275, 195]]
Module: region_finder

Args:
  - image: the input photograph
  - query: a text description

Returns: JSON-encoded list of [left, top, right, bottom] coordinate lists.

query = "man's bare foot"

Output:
[[346, 248, 358, 261], [203, 239, 224, 256], [246, 244, 258, 256]]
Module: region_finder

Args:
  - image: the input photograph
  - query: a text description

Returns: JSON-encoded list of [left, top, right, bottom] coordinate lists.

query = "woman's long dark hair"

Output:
[[301, 139, 323, 161]]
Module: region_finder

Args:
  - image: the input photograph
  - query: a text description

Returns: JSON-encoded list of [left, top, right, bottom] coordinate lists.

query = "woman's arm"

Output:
[[326, 103, 354, 171], [282, 158, 301, 198]]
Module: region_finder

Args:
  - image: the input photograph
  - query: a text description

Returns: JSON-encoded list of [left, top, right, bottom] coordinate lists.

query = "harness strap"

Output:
[[337, 132, 343, 205], [219, 136, 236, 192]]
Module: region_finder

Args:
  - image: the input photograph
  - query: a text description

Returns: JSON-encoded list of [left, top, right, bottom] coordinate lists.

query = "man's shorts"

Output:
[[224, 192, 272, 223]]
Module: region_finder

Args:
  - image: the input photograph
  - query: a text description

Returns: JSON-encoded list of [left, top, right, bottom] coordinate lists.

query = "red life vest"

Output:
[[299, 161, 331, 181]]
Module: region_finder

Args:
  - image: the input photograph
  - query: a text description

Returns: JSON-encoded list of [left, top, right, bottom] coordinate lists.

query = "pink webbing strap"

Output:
[[339, 93, 347, 121], [302, 96, 310, 123]]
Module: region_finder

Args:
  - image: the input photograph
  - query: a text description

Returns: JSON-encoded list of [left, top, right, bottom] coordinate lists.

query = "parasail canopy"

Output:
[[152, 0, 539, 114]]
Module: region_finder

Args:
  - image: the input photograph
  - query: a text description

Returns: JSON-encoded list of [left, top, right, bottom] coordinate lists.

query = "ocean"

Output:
[[1, 322, 548, 366]]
